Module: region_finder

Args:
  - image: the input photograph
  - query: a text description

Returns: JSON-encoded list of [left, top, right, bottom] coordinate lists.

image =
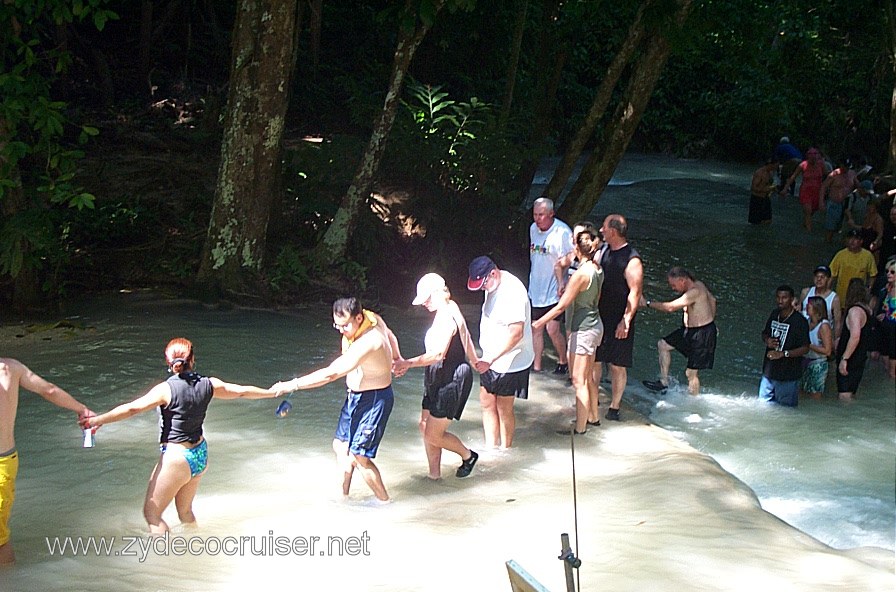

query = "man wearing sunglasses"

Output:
[[273, 297, 401, 504]]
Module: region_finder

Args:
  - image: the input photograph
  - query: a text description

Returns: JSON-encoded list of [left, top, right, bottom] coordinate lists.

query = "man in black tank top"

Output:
[[594, 215, 643, 421]]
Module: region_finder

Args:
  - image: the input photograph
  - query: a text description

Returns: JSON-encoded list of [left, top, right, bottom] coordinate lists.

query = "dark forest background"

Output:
[[1, 0, 894, 312]]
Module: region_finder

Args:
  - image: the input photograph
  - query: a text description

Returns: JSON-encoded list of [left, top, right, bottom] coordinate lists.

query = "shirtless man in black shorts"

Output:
[[641, 267, 718, 395]]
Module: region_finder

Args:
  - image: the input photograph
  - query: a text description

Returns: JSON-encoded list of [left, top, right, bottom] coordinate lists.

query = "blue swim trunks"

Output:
[[334, 386, 394, 458], [823, 200, 845, 231], [161, 439, 208, 478]]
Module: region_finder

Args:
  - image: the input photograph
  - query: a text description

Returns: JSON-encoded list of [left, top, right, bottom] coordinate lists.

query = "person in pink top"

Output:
[[781, 147, 827, 232]]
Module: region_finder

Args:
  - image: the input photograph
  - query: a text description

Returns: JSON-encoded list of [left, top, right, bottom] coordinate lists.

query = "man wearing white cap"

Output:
[[393, 273, 480, 478], [467, 256, 534, 449]]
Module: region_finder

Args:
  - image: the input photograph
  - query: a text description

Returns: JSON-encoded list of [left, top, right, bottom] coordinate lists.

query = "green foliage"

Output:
[[0, 208, 57, 279], [268, 244, 367, 297], [337, 259, 368, 292], [400, 78, 495, 192], [269, 245, 310, 293], [279, 135, 367, 244], [639, 0, 892, 161], [0, 0, 117, 299]]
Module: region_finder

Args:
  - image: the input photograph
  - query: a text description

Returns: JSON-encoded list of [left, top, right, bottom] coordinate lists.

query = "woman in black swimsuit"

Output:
[[394, 274, 480, 479], [836, 279, 874, 400]]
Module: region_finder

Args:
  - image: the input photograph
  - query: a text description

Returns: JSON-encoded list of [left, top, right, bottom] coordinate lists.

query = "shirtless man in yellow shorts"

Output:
[[0, 358, 93, 564]]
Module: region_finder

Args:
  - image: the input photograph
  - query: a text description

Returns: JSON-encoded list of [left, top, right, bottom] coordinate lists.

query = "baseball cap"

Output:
[[467, 256, 496, 290], [412, 273, 446, 305], [779, 136, 789, 143], [813, 265, 831, 277], [846, 229, 861, 238]]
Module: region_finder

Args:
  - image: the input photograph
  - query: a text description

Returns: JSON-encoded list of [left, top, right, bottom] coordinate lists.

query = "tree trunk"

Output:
[[887, 0, 896, 174], [0, 117, 40, 310], [0, 175, 40, 310], [889, 82, 896, 175], [197, 0, 297, 298], [139, 0, 153, 90], [543, 1, 647, 202], [558, 0, 694, 223], [312, 1, 445, 264], [310, 0, 323, 76], [499, 0, 529, 129], [514, 0, 566, 202]]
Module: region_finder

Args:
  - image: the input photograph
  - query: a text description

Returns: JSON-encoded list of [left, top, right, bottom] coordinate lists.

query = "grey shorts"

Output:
[[568, 326, 603, 356]]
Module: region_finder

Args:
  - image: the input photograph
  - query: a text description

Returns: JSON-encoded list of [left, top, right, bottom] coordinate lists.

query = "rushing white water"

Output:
[[581, 154, 895, 554], [1, 154, 893, 591]]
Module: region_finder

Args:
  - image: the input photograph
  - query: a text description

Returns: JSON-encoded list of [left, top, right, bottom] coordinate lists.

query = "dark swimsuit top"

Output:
[[160, 372, 214, 443], [836, 305, 872, 363], [424, 321, 467, 392]]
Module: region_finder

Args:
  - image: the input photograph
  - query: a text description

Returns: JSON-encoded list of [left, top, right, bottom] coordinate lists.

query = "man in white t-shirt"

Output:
[[468, 256, 535, 449], [797, 264, 841, 341], [528, 197, 572, 374]]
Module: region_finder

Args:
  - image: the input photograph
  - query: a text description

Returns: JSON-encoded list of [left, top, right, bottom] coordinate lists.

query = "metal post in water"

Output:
[[558, 532, 580, 592]]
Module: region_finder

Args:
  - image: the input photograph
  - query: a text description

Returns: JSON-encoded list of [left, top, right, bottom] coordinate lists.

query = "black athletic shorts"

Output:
[[480, 366, 531, 399], [531, 304, 565, 324], [595, 318, 635, 368], [663, 322, 717, 370]]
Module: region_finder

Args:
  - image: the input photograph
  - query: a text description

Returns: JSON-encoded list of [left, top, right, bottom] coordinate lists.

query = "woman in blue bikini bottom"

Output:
[[82, 338, 289, 534]]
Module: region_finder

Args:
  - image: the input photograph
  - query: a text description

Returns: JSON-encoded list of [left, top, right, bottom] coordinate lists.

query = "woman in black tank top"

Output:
[[81, 338, 288, 534], [836, 279, 874, 400], [394, 274, 479, 479]]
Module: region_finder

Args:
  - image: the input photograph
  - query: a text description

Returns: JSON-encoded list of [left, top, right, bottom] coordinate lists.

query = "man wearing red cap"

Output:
[[467, 256, 534, 449]]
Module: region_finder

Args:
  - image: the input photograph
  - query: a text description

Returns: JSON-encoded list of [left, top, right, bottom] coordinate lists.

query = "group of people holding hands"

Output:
[[750, 137, 896, 404], [1, 200, 658, 562], [3, 189, 890, 565]]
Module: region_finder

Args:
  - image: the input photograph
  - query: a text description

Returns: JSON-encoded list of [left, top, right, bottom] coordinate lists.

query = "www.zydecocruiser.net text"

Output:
[[45, 530, 372, 562]]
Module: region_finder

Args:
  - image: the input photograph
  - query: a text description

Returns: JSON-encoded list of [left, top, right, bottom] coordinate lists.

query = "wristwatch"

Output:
[[783, 350, 789, 358]]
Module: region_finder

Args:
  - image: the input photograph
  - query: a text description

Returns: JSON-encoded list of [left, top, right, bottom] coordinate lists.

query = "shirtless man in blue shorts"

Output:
[[274, 297, 401, 503], [641, 267, 718, 395]]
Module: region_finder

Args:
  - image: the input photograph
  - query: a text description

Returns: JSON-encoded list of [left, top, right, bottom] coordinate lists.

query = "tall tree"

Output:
[[543, 1, 648, 202], [513, 0, 567, 201], [197, 0, 297, 297], [557, 0, 694, 223], [0, 1, 113, 309], [498, 0, 529, 129], [887, 0, 896, 173], [311, 0, 451, 265]]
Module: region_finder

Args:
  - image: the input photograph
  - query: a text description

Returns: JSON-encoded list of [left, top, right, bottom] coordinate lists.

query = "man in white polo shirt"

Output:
[[529, 197, 572, 375]]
